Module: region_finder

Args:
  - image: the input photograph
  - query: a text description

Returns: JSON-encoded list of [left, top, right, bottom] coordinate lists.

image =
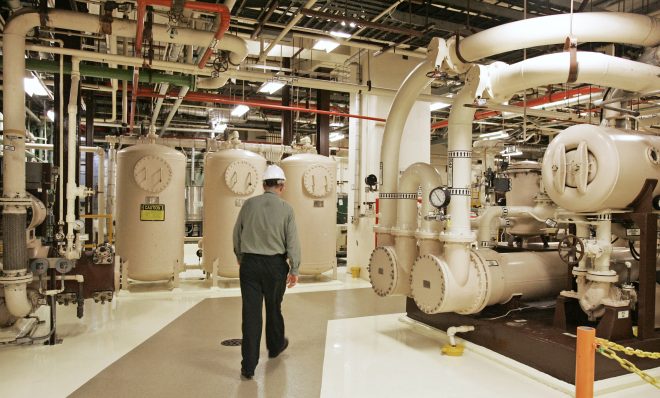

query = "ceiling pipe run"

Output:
[[142, 90, 386, 122], [430, 86, 603, 130]]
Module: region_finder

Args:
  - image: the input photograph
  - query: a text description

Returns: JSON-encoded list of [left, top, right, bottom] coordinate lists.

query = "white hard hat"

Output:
[[263, 164, 286, 181]]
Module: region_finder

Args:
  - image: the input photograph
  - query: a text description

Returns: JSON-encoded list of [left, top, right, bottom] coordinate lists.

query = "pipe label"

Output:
[[140, 204, 165, 221]]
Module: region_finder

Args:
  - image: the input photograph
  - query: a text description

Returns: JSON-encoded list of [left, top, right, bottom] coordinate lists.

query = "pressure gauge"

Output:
[[429, 187, 451, 209]]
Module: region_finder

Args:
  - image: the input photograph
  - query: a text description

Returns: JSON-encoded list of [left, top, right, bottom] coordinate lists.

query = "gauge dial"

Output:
[[429, 187, 451, 208]]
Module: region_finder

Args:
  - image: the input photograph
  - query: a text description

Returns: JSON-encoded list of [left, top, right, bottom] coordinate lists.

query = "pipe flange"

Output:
[[373, 226, 392, 235], [0, 272, 34, 285], [586, 270, 618, 283], [368, 246, 399, 297], [391, 228, 415, 237], [415, 230, 439, 240], [410, 254, 446, 314], [456, 250, 490, 315], [439, 231, 475, 243], [0, 196, 33, 208], [572, 267, 588, 277]]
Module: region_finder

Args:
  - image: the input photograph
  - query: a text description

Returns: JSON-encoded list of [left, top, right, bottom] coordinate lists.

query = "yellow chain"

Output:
[[595, 338, 660, 359], [595, 339, 659, 389]]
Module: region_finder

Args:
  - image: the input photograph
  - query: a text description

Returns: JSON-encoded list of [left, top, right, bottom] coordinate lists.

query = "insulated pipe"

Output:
[[393, 163, 443, 293], [593, 215, 613, 273], [476, 204, 555, 247], [160, 86, 190, 135], [377, 38, 446, 245], [24, 44, 443, 101], [487, 52, 660, 103], [442, 65, 488, 286], [451, 12, 660, 66], [107, 145, 117, 217], [65, 59, 82, 259], [4, 283, 32, 318], [122, 36, 128, 125], [106, 34, 118, 122]]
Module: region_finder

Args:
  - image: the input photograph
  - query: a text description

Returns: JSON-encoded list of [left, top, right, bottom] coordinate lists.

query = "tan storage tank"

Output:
[[115, 143, 186, 281], [505, 161, 546, 236], [281, 154, 337, 275], [202, 149, 266, 277], [542, 125, 660, 212]]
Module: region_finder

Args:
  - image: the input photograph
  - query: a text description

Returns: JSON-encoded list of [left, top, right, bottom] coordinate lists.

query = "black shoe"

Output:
[[240, 369, 254, 380], [269, 338, 289, 358]]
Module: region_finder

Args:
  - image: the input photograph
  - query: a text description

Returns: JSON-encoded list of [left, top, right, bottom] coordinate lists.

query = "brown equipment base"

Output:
[[406, 298, 660, 384]]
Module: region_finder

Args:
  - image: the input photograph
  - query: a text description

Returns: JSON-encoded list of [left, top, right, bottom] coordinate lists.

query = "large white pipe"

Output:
[[487, 52, 660, 103], [452, 12, 659, 66], [377, 38, 446, 244], [65, 60, 82, 260], [392, 163, 443, 295]]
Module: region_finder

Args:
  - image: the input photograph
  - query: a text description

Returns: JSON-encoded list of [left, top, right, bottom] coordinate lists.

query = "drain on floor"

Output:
[[221, 338, 242, 347]]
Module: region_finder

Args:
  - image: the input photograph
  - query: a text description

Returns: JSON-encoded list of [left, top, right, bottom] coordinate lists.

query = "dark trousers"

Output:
[[239, 253, 288, 373]]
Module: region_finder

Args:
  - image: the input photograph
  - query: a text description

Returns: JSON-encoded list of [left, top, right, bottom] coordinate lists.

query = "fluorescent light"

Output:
[[213, 123, 227, 133], [501, 150, 523, 157], [329, 31, 351, 39], [24, 76, 49, 97], [231, 105, 250, 117], [330, 121, 344, 127], [430, 102, 451, 111], [258, 80, 286, 94], [313, 39, 340, 53], [47, 110, 55, 122], [329, 133, 345, 142], [479, 130, 507, 138], [349, 22, 356, 28]]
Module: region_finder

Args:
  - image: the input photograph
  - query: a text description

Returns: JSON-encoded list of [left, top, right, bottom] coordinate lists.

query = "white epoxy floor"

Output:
[[1, 262, 658, 398], [0, 266, 370, 398], [320, 314, 660, 398]]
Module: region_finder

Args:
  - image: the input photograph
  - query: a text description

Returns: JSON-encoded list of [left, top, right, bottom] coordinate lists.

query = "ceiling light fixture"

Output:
[[430, 102, 451, 111], [258, 80, 286, 94], [47, 110, 55, 122], [329, 30, 351, 39], [329, 132, 345, 142], [231, 104, 250, 117], [313, 39, 340, 53], [24, 75, 50, 97]]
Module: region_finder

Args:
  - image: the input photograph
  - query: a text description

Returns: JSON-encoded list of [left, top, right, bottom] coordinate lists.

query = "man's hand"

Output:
[[287, 274, 298, 288]]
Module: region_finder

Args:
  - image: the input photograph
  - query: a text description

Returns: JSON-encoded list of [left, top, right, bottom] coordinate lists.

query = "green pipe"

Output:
[[1, 57, 195, 87]]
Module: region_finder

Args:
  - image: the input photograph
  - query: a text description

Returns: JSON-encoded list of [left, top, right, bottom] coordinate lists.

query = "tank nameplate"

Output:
[[133, 156, 173, 193], [140, 204, 165, 221], [313, 200, 324, 208], [225, 160, 259, 195], [303, 164, 334, 198], [234, 198, 245, 207]]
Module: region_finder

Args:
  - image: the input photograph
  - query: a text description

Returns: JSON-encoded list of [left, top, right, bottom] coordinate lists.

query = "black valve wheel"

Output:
[[213, 54, 229, 73], [557, 234, 585, 266]]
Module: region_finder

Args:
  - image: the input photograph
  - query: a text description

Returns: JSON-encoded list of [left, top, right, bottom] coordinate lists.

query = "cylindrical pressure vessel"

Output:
[[281, 154, 337, 275], [115, 143, 186, 281], [410, 248, 569, 315], [505, 161, 546, 236], [202, 149, 266, 277], [542, 125, 660, 212]]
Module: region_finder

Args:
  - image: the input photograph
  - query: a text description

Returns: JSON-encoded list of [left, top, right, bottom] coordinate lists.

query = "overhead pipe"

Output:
[[160, 86, 190, 136], [105, 33, 119, 122], [431, 86, 602, 130], [376, 38, 447, 246], [25, 43, 444, 101], [448, 12, 660, 70], [257, 0, 318, 63]]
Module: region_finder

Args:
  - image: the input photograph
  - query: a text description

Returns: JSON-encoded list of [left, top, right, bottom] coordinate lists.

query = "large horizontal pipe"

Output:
[[13, 58, 195, 87], [135, 89, 386, 122]]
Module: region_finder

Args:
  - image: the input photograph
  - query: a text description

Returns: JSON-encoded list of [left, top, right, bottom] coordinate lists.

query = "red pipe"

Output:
[[431, 86, 602, 130], [131, 88, 385, 122], [131, 0, 232, 131]]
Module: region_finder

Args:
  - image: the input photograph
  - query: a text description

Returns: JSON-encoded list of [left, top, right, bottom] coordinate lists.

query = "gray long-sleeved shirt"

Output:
[[232, 191, 301, 275]]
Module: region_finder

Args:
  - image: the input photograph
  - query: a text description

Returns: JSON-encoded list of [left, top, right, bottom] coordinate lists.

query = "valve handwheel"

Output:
[[558, 234, 585, 265]]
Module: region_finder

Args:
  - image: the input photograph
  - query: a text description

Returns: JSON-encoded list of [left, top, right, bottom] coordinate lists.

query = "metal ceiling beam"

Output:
[[431, 0, 525, 20], [389, 9, 480, 34], [300, 8, 426, 37]]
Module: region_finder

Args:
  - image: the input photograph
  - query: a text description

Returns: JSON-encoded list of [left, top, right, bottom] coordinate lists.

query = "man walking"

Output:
[[233, 164, 300, 380]]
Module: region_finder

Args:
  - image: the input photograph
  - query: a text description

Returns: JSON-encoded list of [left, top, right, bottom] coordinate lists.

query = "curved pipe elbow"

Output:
[[4, 283, 31, 318]]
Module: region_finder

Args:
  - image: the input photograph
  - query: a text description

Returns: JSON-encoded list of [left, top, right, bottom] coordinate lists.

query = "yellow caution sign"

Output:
[[140, 204, 165, 221]]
